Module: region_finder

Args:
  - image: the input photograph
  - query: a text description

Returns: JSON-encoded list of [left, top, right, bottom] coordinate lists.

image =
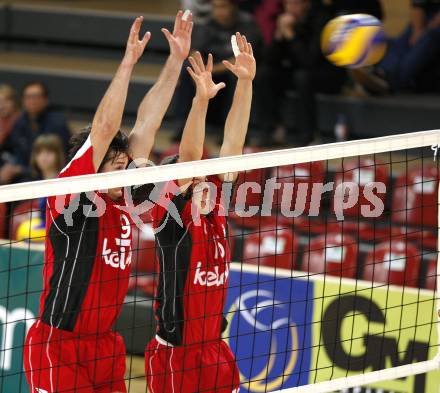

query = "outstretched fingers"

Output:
[[194, 51, 206, 72], [222, 60, 235, 73], [129, 16, 144, 43], [215, 82, 226, 92], [161, 28, 173, 43], [183, 11, 193, 32], [173, 10, 183, 35], [207, 53, 214, 73], [141, 31, 152, 49], [242, 35, 250, 54], [188, 55, 202, 75], [187, 66, 198, 81], [236, 32, 246, 53], [186, 20, 194, 35]]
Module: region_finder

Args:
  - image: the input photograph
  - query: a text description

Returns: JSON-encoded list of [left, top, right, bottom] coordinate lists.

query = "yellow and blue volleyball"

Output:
[[321, 14, 386, 68]]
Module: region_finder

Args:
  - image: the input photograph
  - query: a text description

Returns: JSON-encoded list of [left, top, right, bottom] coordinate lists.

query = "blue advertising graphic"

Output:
[[224, 267, 314, 393]]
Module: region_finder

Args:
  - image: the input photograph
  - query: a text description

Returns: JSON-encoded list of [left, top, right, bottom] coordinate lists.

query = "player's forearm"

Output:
[[129, 56, 183, 159], [92, 59, 134, 139], [179, 96, 209, 162], [220, 79, 252, 157]]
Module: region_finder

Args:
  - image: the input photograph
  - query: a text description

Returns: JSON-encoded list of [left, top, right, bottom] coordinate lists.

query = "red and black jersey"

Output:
[[40, 136, 135, 334], [152, 176, 232, 346]]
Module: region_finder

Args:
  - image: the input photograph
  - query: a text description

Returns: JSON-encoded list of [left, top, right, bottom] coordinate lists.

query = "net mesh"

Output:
[[0, 131, 439, 393]]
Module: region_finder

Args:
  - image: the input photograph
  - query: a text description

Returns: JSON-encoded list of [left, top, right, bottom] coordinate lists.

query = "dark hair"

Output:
[[159, 154, 179, 166], [30, 134, 65, 178], [22, 81, 49, 98], [68, 125, 129, 171]]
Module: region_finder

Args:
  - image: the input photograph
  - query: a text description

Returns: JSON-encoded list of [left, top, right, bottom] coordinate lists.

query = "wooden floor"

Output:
[[3, 0, 181, 16], [126, 355, 147, 393]]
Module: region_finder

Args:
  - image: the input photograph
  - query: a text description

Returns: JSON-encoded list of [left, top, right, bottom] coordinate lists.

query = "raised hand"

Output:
[[187, 52, 226, 100], [223, 33, 256, 81], [162, 10, 194, 61], [124, 16, 151, 66]]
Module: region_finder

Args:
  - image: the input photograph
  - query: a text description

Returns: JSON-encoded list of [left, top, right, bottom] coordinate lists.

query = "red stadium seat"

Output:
[[301, 233, 358, 278], [294, 217, 374, 242], [243, 227, 298, 270], [392, 166, 438, 228], [270, 161, 325, 215], [425, 257, 437, 290], [332, 158, 389, 218], [363, 241, 421, 287], [228, 212, 278, 230], [0, 203, 7, 239]]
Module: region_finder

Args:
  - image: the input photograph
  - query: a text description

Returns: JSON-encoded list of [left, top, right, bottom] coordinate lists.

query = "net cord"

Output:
[[271, 359, 440, 393], [0, 129, 439, 203]]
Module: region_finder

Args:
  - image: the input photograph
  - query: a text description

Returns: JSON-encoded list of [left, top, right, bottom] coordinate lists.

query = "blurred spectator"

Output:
[[257, 0, 346, 146], [0, 84, 22, 185], [27, 134, 65, 234], [174, 0, 263, 136], [251, 0, 284, 45], [10, 135, 65, 242], [8, 81, 71, 168], [30, 134, 65, 182], [0, 84, 20, 148], [353, 0, 440, 94]]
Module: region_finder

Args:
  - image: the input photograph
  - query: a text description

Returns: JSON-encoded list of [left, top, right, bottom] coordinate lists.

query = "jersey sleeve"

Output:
[[59, 135, 95, 179], [151, 180, 192, 233], [47, 135, 96, 220]]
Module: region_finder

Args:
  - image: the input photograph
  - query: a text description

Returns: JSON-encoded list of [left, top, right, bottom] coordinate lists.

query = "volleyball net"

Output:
[[0, 129, 439, 393]]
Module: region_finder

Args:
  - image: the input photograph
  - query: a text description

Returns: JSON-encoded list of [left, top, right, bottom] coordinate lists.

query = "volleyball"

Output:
[[321, 14, 386, 68]]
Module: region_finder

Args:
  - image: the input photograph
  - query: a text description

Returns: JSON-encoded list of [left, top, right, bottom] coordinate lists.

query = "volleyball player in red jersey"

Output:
[[23, 11, 193, 393], [145, 32, 256, 393]]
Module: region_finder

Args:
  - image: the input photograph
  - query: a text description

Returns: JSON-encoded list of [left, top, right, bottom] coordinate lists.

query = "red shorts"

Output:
[[23, 320, 126, 393], [145, 336, 240, 393]]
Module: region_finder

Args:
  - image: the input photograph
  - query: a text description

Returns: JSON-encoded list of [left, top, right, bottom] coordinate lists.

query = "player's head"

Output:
[[210, 0, 238, 27], [284, 0, 310, 20], [69, 127, 129, 200], [160, 154, 214, 216]]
